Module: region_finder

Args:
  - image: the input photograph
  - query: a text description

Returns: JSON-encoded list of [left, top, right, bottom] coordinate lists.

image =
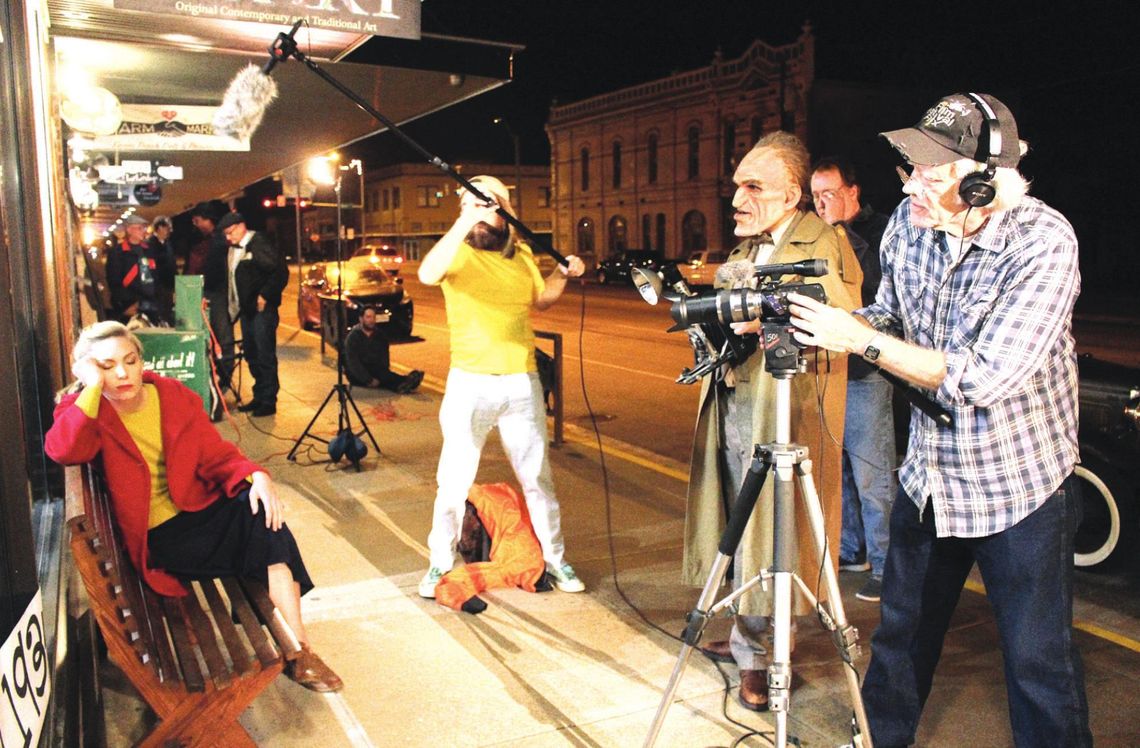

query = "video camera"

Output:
[[634, 259, 829, 382]]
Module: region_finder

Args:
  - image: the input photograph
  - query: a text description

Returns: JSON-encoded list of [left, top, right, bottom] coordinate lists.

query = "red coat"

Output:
[[45, 372, 261, 596]]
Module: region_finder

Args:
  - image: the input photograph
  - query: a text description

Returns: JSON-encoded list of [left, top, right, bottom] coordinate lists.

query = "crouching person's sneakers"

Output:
[[286, 644, 344, 692], [548, 563, 585, 593], [418, 567, 444, 598]]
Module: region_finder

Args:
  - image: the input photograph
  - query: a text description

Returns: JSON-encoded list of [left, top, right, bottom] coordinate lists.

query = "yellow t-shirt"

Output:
[[115, 385, 180, 528], [440, 242, 545, 374]]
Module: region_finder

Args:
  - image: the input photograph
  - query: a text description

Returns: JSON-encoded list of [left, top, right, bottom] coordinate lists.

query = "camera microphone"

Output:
[[212, 19, 303, 141], [715, 260, 756, 288], [754, 259, 828, 278]]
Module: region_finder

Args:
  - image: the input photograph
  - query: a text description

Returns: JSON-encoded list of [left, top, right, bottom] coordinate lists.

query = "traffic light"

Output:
[[262, 198, 273, 208]]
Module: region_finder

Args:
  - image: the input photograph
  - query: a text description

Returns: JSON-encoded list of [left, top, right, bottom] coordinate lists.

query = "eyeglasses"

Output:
[[896, 164, 955, 192]]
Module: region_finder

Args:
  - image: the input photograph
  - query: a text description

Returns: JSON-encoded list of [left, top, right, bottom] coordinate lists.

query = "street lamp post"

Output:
[[345, 158, 365, 245], [493, 116, 522, 221]]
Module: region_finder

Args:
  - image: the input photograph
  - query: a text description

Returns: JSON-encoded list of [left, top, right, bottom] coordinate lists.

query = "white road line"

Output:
[[322, 692, 377, 748]]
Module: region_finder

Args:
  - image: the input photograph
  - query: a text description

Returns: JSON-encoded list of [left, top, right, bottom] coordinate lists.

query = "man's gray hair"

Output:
[[750, 131, 812, 210]]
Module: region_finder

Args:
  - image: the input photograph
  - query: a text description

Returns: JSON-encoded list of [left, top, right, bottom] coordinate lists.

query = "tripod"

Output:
[[287, 172, 379, 470], [644, 333, 872, 748]]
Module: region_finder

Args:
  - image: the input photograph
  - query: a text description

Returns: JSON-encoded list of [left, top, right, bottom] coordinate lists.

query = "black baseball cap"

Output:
[[881, 93, 1021, 168]]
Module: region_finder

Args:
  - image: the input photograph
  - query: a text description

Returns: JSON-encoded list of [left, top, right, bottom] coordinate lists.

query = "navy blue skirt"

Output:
[[146, 488, 314, 595]]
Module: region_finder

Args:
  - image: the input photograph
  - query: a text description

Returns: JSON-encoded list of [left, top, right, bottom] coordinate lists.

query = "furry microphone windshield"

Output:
[[212, 64, 279, 141]]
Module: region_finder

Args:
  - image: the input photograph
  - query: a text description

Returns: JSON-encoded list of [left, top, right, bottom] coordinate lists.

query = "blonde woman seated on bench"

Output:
[[45, 321, 342, 692]]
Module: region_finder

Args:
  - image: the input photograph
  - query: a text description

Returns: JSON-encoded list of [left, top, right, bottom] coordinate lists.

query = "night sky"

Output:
[[341, 0, 1137, 287]]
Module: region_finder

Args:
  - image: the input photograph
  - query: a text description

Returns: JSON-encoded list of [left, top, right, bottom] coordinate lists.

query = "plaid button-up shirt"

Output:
[[859, 196, 1080, 538]]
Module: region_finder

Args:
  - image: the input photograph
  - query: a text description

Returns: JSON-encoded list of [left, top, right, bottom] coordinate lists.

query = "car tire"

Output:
[[597, 269, 608, 285], [1073, 455, 1134, 568]]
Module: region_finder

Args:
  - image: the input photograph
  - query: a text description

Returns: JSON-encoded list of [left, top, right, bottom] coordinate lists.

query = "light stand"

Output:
[[643, 327, 872, 748], [287, 169, 379, 471]]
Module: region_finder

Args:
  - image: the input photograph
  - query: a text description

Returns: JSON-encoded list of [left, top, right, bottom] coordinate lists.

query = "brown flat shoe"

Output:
[[738, 669, 769, 712], [698, 638, 734, 663], [286, 645, 344, 693]]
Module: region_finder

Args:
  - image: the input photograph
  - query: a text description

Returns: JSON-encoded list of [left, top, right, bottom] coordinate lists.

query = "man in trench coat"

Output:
[[683, 131, 862, 711]]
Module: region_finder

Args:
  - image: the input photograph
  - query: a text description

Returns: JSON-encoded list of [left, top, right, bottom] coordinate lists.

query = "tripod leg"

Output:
[[287, 386, 339, 461], [796, 460, 874, 748], [341, 383, 381, 452], [644, 453, 771, 747], [767, 448, 799, 748]]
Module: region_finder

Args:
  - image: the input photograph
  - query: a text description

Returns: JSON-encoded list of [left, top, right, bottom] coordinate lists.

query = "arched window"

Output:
[[687, 125, 701, 180], [682, 210, 707, 254], [577, 217, 595, 255], [608, 215, 628, 253], [647, 133, 659, 184], [580, 147, 590, 192], [612, 140, 622, 188]]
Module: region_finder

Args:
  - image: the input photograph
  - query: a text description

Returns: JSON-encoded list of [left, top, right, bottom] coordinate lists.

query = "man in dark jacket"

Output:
[[191, 201, 236, 387], [810, 157, 895, 603], [105, 214, 174, 323], [218, 212, 288, 416], [344, 306, 424, 393]]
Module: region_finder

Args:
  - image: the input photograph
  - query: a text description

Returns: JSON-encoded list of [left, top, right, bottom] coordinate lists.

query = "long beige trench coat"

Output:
[[683, 210, 863, 617]]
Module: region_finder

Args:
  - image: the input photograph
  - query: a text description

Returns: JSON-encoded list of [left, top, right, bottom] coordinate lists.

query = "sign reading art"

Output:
[[113, 0, 421, 39], [87, 104, 249, 151]]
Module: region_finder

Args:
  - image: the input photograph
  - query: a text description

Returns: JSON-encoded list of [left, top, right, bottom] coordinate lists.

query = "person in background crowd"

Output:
[[810, 156, 894, 603], [219, 212, 288, 417], [105, 214, 174, 325]]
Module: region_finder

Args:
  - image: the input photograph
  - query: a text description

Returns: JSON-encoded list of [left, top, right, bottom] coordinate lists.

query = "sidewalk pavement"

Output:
[[98, 324, 1140, 747]]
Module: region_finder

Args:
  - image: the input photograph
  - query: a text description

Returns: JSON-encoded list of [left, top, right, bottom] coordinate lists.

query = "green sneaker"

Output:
[[418, 567, 444, 598], [548, 563, 585, 593]]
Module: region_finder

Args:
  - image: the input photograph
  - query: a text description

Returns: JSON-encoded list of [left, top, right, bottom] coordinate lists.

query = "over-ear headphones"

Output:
[[958, 92, 1003, 208]]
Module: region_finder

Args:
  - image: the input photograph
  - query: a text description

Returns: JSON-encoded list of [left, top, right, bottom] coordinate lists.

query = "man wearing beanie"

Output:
[[416, 175, 587, 600], [789, 93, 1091, 747]]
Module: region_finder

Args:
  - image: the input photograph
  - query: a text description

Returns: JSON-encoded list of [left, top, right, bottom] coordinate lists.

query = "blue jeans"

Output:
[[862, 480, 1091, 748], [840, 373, 895, 575], [240, 306, 280, 406]]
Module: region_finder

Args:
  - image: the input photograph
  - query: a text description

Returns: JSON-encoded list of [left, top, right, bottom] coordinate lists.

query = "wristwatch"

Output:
[[862, 334, 883, 363]]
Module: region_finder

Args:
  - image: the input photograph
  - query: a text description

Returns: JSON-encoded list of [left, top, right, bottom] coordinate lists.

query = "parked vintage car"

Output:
[[1072, 354, 1140, 568], [596, 249, 663, 285], [677, 249, 729, 288], [296, 254, 414, 338]]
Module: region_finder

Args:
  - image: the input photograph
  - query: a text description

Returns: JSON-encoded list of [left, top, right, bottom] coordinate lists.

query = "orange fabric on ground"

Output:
[[436, 483, 545, 610]]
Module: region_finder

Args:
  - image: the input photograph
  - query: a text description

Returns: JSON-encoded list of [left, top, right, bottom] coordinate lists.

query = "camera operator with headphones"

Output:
[[789, 93, 1091, 747]]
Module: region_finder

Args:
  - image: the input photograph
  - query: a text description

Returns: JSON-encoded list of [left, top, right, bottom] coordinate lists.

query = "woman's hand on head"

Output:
[[248, 471, 284, 531], [71, 356, 104, 390]]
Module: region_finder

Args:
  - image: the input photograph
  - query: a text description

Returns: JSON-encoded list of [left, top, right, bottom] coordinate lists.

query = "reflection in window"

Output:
[[608, 214, 628, 252], [687, 125, 700, 180], [612, 140, 622, 188], [647, 133, 658, 184], [577, 217, 595, 257], [682, 210, 707, 254]]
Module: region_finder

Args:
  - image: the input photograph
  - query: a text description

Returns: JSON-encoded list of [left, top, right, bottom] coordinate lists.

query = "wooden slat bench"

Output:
[[66, 464, 303, 747]]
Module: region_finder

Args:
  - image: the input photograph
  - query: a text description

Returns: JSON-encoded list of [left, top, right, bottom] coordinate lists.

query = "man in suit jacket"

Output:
[[218, 212, 289, 416]]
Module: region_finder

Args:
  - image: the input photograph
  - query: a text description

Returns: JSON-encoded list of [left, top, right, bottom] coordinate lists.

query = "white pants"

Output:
[[426, 369, 566, 572]]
